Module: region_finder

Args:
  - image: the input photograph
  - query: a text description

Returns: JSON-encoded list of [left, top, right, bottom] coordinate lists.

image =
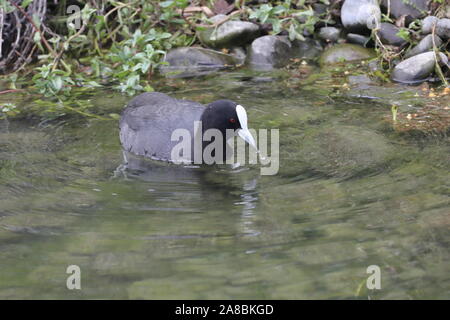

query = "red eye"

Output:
[[229, 118, 236, 123]]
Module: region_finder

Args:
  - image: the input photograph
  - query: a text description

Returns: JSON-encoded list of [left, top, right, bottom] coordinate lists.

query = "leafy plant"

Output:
[[107, 28, 169, 95], [21, 1, 195, 97], [159, 0, 190, 25], [248, 2, 319, 41], [396, 28, 411, 42], [32, 64, 74, 97], [0, 103, 20, 119]]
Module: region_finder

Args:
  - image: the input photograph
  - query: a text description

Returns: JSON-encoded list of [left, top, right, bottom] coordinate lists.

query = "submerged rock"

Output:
[[341, 0, 381, 33], [229, 47, 246, 65], [347, 74, 374, 87], [318, 27, 341, 43], [421, 16, 439, 34], [319, 43, 376, 65], [159, 47, 238, 78], [404, 35, 443, 59], [197, 20, 260, 48], [378, 23, 407, 46], [381, 0, 428, 23], [436, 18, 450, 40], [391, 51, 448, 83], [299, 125, 394, 178], [246, 35, 292, 70]]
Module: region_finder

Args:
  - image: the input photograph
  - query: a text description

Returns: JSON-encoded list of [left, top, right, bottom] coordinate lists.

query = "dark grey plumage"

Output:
[[119, 92, 204, 161]]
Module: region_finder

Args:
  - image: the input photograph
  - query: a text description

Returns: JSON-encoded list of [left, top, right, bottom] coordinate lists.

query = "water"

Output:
[[0, 70, 449, 299]]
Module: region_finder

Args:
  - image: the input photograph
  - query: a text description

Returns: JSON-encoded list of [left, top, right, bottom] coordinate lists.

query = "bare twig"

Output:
[[0, 8, 4, 59], [7, 0, 57, 57], [193, 9, 243, 28], [431, 24, 448, 86], [52, 23, 87, 72], [0, 89, 25, 95]]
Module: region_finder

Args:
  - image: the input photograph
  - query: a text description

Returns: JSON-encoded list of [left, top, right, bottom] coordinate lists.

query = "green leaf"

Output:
[[21, 0, 33, 9], [396, 28, 410, 42], [260, 12, 270, 24], [86, 81, 102, 87], [32, 13, 41, 28], [144, 85, 154, 92], [273, 5, 287, 15], [271, 19, 282, 34], [293, 9, 314, 18], [159, 1, 174, 8], [51, 77, 63, 92], [33, 31, 41, 43], [0, 1, 16, 14], [109, 113, 120, 120]]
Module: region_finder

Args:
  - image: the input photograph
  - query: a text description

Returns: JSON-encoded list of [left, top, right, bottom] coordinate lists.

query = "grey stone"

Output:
[[346, 33, 372, 47], [347, 75, 375, 89], [312, 3, 328, 16], [381, 0, 428, 23], [368, 60, 380, 72], [404, 35, 442, 59], [378, 23, 407, 46], [436, 18, 450, 40], [159, 47, 238, 78], [318, 27, 341, 43], [291, 38, 323, 60], [341, 0, 381, 33], [246, 35, 292, 70], [209, 14, 227, 23], [391, 51, 448, 83], [229, 47, 246, 65], [299, 125, 394, 178], [197, 20, 260, 48], [421, 16, 439, 34], [319, 43, 376, 65]]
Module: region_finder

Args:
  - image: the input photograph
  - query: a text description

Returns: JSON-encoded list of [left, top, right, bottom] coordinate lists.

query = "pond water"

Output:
[[0, 69, 449, 299]]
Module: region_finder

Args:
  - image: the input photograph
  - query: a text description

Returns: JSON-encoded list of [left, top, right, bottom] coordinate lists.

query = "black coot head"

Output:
[[200, 99, 256, 149], [201, 100, 241, 132]]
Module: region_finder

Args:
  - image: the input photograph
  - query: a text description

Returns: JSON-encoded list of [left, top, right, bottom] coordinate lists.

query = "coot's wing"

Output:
[[119, 92, 204, 161]]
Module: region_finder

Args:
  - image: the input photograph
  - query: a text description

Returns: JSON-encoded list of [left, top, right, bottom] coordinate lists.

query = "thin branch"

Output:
[[7, 0, 57, 57], [431, 24, 448, 86], [0, 8, 4, 59], [193, 9, 243, 28], [0, 89, 25, 95]]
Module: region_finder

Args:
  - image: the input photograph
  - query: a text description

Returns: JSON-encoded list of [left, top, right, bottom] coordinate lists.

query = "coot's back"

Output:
[[119, 92, 204, 161]]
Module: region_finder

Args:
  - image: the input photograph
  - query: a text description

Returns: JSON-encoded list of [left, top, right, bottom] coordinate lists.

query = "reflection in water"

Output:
[[0, 118, 9, 133], [116, 150, 262, 240], [237, 179, 260, 238]]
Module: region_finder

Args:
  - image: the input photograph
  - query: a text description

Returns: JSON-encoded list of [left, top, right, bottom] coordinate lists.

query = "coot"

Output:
[[119, 92, 256, 164]]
